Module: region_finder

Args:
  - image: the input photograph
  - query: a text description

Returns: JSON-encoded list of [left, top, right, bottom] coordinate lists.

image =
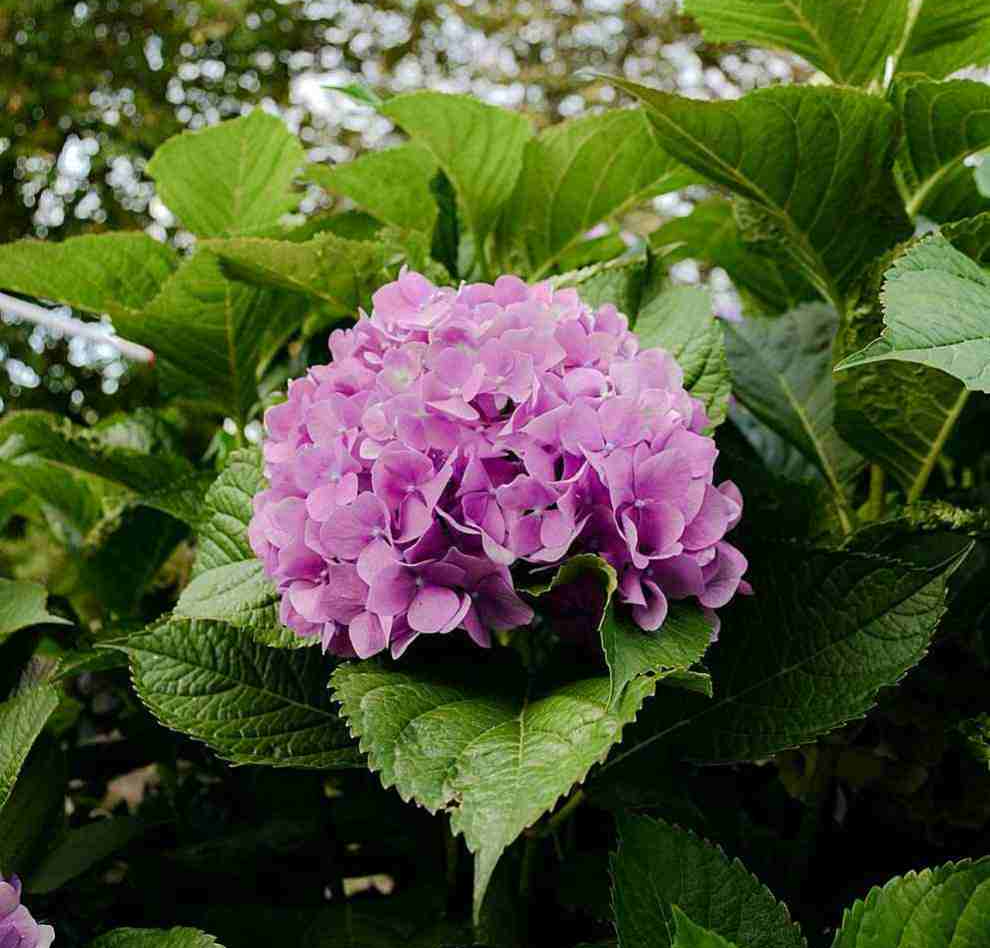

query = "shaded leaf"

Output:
[[901, 0, 990, 79], [118, 616, 358, 769], [607, 535, 970, 765], [894, 78, 990, 221], [499, 109, 695, 276], [651, 199, 816, 315], [91, 929, 224, 948], [725, 304, 862, 533], [147, 110, 305, 237], [0, 410, 209, 525], [612, 814, 805, 948], [0, 740, 65, 878], [672, 906, 742, 948], [612, 82, 911, 309]]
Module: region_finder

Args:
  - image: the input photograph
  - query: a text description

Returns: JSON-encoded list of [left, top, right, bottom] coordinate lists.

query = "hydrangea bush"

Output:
[[0, 3, 989, 945], [250, 270, 747, 659]]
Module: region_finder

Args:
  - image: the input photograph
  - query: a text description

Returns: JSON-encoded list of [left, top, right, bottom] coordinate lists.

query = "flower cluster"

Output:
[[250, 270, 748, 658], [1, 875, 55, 948]]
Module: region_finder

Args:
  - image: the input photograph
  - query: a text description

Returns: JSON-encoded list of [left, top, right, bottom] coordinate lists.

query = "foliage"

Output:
[[0, 3, 989, 945]]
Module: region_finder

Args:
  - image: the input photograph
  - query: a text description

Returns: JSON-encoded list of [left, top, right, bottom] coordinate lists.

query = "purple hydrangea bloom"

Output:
[[0, 875, 55, 948], [251, 270, 749, 658]]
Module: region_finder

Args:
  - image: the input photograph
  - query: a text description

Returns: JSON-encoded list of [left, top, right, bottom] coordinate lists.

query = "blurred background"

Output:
[[0, 0, 807, 421]]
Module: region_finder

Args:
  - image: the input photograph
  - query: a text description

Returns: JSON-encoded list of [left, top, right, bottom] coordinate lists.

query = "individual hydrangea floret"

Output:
[[0, 874, 55, 948], [251, 270, 749, 658]]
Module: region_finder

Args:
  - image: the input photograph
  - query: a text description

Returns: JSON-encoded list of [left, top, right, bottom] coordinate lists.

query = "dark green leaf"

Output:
[[90, 929, 224, 948], [725, 304, 862, 533], [611, 82, 911, 310], [118, 616, 358, 769], [672, 906, 742, 948], [901, 0, 990, 79], [0, 740, 65, 878], [0, 685, 59, 812], [612, 814, 805, 948], [0, 577, 69, 645]]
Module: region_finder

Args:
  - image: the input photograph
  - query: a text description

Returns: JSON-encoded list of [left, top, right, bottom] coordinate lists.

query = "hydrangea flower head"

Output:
[[251, 270, 748, 658], [0, 874, 55, 948]]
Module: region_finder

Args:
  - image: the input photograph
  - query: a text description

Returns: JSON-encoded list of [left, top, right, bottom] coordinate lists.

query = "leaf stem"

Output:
[[867, 464, 886, 521], [543, 788, 585, 836]]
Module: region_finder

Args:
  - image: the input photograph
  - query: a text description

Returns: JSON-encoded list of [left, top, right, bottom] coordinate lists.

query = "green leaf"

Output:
[[380, 92, 532, 255], [0, 410, 208, 525], [90, 929, 224, 948], [611, 82, 912, 310], [147, 110, 305, 237], [136, 250, 307, 423], [895, 78, 990, 221], [118, 616, 359, 769], [552, 256, 650, 317], [203, 233, 386, 314], [724, 304, 862, 533], [332, 659, 657, 920], [0, 577, 69, 645], [634, 285, 731, 429], [836, 235, 990, 392], [651, 199, 815, 315], [28, 815, 146, 894], [175, 449, 299, 648], [0, 740, 65, 878], [498, 109, 694, 277], [672, 907, 742, 948], [684, 0, 907, 86], [0, 232, 178, 321], [429, 169, 460, 279], [609, 534, 970, 765], [307, 144, 438, 233], [832, 857, 990, 948], [611, 814, 805, 948], [900, 0, 990, 79], [0, 686, 59, 812], [834, 248, 969, 502], [943, 210, 990, 264]]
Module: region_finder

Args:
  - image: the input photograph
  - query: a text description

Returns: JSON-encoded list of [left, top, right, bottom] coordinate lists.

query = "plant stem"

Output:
[[544, 789, 585, 836], [867, 464, 886, 521]]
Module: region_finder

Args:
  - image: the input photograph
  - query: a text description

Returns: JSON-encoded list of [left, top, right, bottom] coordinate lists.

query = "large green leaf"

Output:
[[634, 284, 731, 429], [605, 534, 970, 766], [203, 233, 387, 314], [134, 250, 307, 423], [900, 0, 990, 79], [332, 659, 657, 920], [147, 110, 305, 237], [380, 92, 532, 257], [684, 0, 907, 86], [498, 109, 694, 277], [0, 232, 178, 322], [175, 449, 299, 648], [611, 82, 912, 310], [0, 577, 69, 645], [894, 78, 990, 222], [611, 814, 805, 948], [0, 410, 208, 525], [0, 686, 59, 812], [651, 199, 815, 315], [90, 929, 224, 948], [836, 235, 990, 392], [724, 304, 862, 533], [118, 617, 359, 769], [307, 144, 438, 233], [0, 740, 65, 878], [832, 858, 990, 948]]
